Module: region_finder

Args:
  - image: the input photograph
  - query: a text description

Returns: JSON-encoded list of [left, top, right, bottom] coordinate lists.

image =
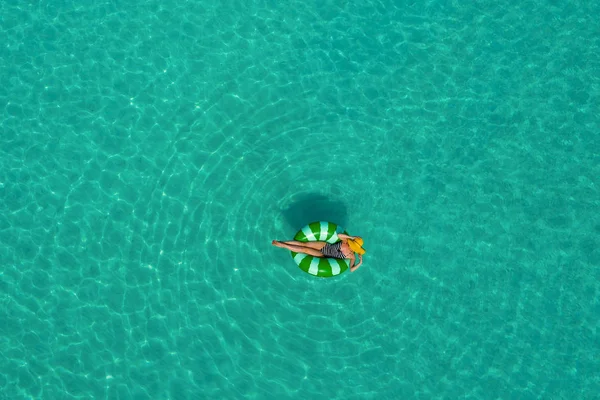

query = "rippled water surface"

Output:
[[1, 0, 599, 399]]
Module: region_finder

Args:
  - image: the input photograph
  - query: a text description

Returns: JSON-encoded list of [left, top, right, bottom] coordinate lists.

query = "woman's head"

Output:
[[347, 237, 366, 255]]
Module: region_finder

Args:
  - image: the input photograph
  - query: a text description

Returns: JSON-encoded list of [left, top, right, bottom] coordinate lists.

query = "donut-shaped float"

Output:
[[291, 221, 350, 278]]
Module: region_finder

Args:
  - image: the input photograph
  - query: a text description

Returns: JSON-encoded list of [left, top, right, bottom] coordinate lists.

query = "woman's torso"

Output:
[[321, 241, 351, 259]]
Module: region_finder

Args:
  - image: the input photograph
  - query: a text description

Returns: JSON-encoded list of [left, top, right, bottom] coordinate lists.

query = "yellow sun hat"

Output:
[[347, 238, 366, 255]]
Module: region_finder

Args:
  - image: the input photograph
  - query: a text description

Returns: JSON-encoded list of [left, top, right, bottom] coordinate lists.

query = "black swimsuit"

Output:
[[321, 242, 346, 259]]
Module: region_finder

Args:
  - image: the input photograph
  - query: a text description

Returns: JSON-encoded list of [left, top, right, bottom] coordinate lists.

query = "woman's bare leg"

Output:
[[272, 240, 324, 257], [277, 240, 327, 250]]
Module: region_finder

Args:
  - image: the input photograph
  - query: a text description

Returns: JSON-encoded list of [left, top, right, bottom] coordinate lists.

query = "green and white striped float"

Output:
[[291, 221, 350, 278]]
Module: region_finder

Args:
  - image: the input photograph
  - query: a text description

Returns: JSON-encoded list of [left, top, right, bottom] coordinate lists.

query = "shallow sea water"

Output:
[[1, 0, 599, 399]]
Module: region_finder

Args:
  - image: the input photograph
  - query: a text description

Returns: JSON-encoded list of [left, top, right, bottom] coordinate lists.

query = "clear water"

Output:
[[1, 0, 599, 399]]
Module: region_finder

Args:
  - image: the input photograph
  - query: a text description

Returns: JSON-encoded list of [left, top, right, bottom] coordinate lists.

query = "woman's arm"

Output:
[[350, 254, 363, 272], [348, 254, 355, 270], [337, 233, 355, 241]]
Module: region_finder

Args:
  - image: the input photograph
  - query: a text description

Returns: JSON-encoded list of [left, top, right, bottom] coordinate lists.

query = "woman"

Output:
[[272, 234, 365, 272]]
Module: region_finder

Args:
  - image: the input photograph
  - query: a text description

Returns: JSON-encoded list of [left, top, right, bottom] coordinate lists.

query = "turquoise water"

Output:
[[1, 0, 599, 398]]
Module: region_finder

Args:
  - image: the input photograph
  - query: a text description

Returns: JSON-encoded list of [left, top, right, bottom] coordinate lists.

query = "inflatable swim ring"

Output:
[[291, 221, 350, 278]]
